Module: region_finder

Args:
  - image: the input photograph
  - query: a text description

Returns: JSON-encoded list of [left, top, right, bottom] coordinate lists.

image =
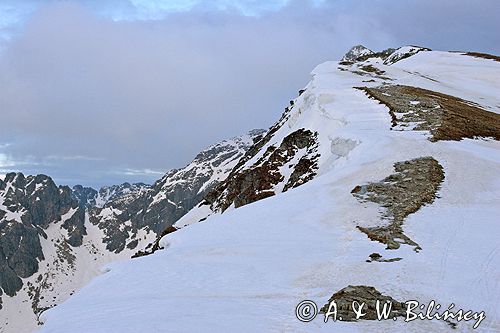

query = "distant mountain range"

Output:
[[0, 129, 264, 332], [2, 45, 500, 332]]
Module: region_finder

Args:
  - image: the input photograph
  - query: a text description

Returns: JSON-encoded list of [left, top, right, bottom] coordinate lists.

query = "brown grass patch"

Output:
[[465, 52, 500, 62], [358, 85, 500, 141]]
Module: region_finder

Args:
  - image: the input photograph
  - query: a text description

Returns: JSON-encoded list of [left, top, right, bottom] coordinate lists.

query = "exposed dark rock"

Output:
[[320, 285, 407, 321], [366, 252, 402, 263], [62, 208, 87, 247], [90, 130, 264, 253], [356, 48, 396, 62], [206, 128, 319, 212], [383, 46, 431, 65], [0, 172, 85, 296], [0, 245, 24, 296], [352, 157, 445, 250], [132, 226, 177, 258], [126, 239, 138, 250], [72, 185, 98, 208], [283, 152, 319, 191], [341, 45, 374, 62]]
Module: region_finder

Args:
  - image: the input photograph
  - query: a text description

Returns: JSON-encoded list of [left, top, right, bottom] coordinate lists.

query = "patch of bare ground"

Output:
[[465, 52, 500, 62], [351, 157, 444, 251], [320, 285, 407, 321], [359, 65, 385, 75], [357, 85, 500, 141], [349, 64, 392, 81]]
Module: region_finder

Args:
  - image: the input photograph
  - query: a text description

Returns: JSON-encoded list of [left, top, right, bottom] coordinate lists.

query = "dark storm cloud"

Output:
[[0, 0, 498, 187]]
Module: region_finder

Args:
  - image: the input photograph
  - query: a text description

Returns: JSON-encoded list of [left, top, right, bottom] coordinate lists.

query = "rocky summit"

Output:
[[340, 45, 375, 62]]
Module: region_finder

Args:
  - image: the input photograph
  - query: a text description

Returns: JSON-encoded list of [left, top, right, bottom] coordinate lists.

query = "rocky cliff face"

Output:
[[0, 173, 86, 299], [175, 92, 322, 227], [0, 130, 262, 331], [90, 129, 265, 254]]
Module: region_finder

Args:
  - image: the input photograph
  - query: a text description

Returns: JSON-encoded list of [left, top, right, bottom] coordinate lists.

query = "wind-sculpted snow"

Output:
[[175, 93, 324, 227], [36, 47, 500, 333]]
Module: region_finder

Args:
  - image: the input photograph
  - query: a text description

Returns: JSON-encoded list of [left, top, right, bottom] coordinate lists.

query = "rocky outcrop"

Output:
[[321, 285, 407, 321], [71, 185, 98, 208], [383, 45, 431, 65], [205, 128, 319, 212], [0, 173, 85, 298], [171, 90, 323, 229], [340, 45, 429, 65], [173, 90, 323, 226], [341, 45, 374, 62], [352, 157, 445, 250]]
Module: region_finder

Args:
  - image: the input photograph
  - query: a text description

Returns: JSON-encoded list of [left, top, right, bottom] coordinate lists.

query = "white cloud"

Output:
[[118, 168, 165, 176]]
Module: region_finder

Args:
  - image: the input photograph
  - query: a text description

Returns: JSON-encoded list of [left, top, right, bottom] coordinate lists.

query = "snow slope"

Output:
[[37, 50, 500, 332], [0, 132, 261, 333]]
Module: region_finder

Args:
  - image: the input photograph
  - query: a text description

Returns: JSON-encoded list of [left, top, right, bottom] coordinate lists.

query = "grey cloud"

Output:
[[0, 0, 498, 187]]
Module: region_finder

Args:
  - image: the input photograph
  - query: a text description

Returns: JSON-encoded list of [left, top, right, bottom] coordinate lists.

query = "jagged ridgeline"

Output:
[[0, 174, 86, 297], [4, 44, 500, 332], [0, 129, 263, 327], [175, 89, 322, 228], [173, 46, 448, 230]]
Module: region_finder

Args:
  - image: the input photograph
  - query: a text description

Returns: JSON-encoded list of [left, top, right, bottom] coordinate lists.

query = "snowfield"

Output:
[[37, 49, 500, 333]]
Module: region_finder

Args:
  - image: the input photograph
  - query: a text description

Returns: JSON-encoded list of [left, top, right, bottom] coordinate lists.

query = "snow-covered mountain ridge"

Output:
[[0, 130, 263, 332], [35, 45, 500, 333]]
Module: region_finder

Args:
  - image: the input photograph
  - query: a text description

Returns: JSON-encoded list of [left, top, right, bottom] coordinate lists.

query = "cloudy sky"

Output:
[[0, 0, 499, 188]]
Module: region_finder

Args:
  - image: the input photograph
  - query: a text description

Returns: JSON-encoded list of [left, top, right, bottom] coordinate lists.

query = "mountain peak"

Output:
[[340, 45, 374, 62]]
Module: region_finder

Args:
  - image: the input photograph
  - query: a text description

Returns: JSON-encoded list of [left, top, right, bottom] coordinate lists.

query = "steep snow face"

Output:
[[0, 132, 261, 333], [341, 45, 374, 62], [38, 49, 500, 333]]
